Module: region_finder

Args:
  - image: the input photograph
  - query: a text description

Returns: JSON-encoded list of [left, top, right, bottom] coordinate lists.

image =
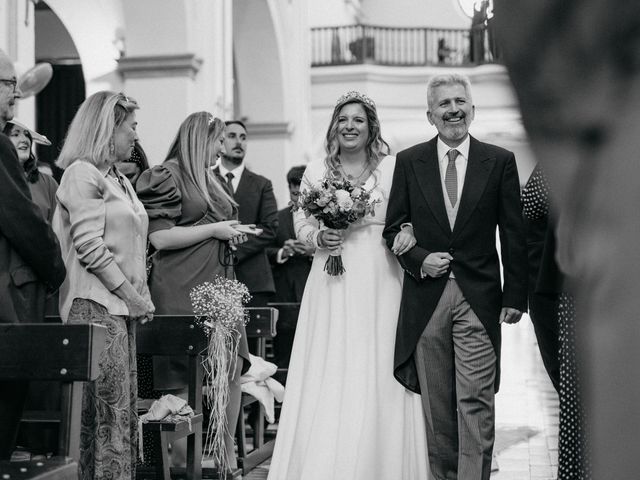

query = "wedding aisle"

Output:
[[246, 316, 559, 480]]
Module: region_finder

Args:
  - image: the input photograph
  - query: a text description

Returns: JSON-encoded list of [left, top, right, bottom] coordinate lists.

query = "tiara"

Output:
[[335, 91, 376, 109]]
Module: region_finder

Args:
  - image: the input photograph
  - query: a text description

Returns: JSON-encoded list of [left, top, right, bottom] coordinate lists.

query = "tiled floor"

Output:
[[492, 315, 559, 480], [246, 315, 559, 480]]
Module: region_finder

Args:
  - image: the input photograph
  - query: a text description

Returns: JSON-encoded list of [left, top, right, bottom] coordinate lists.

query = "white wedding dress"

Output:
[[267, 156, 430, 480]]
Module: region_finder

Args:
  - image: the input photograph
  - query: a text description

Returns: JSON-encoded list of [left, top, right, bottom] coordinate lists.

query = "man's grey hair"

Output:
[[427, 74, 473, 109]]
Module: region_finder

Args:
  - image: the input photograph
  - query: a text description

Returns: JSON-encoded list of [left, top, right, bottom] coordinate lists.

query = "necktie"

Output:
[[445, 149, 458, 207], [225, 172, 235, 195]]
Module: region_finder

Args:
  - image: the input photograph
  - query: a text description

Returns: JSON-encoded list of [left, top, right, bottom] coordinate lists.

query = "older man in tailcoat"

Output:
[[384, 74, 527, 480]]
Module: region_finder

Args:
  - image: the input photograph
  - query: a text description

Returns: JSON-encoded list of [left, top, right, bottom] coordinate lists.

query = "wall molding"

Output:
[[117, 53, 203, 79], [245, 121, 293, 139], [312, 63, 510, 85]]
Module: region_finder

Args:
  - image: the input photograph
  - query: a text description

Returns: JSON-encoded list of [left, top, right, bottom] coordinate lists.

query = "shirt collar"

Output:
[[437, 135, 471, 163], [218, 162, 245, 179]]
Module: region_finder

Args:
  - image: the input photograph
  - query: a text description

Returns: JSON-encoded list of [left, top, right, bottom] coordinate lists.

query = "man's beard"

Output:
[[223, 154, 243, 166]]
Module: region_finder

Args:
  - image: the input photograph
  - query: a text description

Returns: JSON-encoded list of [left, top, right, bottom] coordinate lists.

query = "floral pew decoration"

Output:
[[190, 277, 251, 475]]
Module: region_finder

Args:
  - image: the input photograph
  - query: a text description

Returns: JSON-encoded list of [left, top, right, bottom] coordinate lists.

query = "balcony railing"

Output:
[[311, 24, 500, 67]]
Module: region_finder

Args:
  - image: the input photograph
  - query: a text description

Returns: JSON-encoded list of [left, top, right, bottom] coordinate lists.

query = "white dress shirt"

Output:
[[217, 163, 245, 192]]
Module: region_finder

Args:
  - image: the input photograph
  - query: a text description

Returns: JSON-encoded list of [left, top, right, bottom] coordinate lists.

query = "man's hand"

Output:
[[291, 239, 315, 256], [421, 252, 453, 277], [500, 307, 523, 324], [282, 239, 297, 258]]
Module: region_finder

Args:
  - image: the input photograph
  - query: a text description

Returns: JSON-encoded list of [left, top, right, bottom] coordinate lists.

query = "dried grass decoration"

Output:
[[190, 277, 251, 474]]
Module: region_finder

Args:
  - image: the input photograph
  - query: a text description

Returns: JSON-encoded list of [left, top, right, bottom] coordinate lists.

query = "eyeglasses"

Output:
[[0, 78, 18, 93]]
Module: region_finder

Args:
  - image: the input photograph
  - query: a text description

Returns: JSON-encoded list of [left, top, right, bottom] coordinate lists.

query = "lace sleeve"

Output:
[[294, 161, 323, 248]]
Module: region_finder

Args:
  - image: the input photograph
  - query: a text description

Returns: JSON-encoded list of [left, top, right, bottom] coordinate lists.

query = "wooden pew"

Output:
[[266, 302, 301, 383], [136, 315, 207, 480], [0, 323, 107, 480], [236, 307, 278, 475], [136, 310, 277, 479]]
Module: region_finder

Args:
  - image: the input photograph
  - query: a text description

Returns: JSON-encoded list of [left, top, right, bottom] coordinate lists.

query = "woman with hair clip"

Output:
[[136, 112, 250, 471], [267, 92, 429, 479], [53, 91, 154, 479]]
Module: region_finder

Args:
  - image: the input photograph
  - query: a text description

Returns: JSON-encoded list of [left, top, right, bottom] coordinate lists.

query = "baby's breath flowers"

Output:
[[190, 276, 251, 474]]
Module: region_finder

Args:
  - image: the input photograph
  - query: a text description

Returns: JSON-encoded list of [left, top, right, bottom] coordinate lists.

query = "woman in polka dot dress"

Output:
[[523, 165, 591, 480]]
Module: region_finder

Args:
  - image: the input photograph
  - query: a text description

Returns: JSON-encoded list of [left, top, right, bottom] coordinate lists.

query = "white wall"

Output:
[[360, 0, 470, 28], [309, 0, 359, 27], [310, 0, 471, 29], [0, 0, 36, 129]]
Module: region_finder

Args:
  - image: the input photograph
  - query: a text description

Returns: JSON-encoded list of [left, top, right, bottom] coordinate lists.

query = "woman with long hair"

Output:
[[267, 92, 429, 479], [52, 91, 154, 479], [136, 112, 249, 471]]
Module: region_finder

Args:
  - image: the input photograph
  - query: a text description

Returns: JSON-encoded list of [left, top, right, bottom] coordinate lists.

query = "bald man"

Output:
[[0, 50, 66, 459]]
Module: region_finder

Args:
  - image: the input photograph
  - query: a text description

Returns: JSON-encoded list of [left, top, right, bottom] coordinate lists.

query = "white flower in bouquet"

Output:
[[335, 189, 354, 210]]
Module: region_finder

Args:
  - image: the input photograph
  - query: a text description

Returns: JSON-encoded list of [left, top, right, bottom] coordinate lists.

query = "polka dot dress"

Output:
[[524, 165, 591, 479], [137, 354, 162, 467], [558, 293, 592, 480], [521, 164, 550, 220]]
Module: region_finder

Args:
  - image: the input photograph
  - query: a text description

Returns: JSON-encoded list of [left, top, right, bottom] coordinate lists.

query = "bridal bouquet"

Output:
[[190, 277, 251, 474], [295, 178, 379, 275]]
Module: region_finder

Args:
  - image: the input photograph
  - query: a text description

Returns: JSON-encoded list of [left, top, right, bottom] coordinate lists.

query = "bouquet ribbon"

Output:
[[324, 242, 345, 276]]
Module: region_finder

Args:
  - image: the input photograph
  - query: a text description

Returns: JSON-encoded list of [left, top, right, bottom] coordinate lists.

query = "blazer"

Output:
[[0, 134, 66, 324], [229, 167, 278, 295], [383, 135, 528, 393], [266, 207, 312, 303]]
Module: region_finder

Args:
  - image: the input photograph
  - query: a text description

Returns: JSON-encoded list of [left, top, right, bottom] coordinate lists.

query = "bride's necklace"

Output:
[[337, 160, 369, 183]]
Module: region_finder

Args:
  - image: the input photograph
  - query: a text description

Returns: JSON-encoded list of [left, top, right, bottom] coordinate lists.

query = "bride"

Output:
[[267, 91, 430, 479]]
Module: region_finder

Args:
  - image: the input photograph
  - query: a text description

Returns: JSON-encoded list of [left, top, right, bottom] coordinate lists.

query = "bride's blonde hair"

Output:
[[324, 91, 390, 176]]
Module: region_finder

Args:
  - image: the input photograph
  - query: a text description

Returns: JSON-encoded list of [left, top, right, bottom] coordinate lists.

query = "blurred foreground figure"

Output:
[[0, 49, 65, 460], [493, 2, 640, 478]]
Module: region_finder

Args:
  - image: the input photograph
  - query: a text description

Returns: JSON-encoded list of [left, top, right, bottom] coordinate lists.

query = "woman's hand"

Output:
[[127, 295, 155, 323], [392, 225, 417, 256], [210, 220, 248, 244], [113, 281, 155, 321], [318, 228, 343, 250]]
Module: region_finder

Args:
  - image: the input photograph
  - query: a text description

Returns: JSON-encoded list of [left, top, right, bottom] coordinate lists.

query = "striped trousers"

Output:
[[414, 278, 496, 480]]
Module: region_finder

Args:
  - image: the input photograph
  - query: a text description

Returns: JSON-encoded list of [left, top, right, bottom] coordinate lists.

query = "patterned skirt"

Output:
[[67, 298, 138, 480]]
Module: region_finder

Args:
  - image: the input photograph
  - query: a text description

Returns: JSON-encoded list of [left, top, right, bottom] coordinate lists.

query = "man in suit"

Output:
[[266, 165, 314, 382], [218, 120, 278, 307], [383, 74, 527, 480], [0, 50, 66, 459]]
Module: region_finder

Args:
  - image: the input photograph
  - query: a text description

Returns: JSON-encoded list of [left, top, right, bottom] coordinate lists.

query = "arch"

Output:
[[232, 0, 285, 123], [45, 0, 124, 94]]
